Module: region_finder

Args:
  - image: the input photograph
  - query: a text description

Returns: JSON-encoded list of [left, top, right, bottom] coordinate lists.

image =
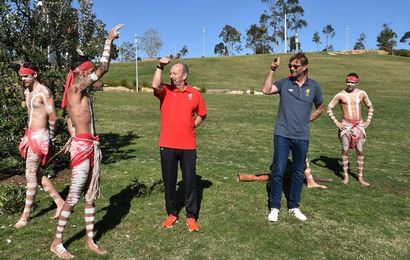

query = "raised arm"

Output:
[[262, 57, 280, 95], [72, 24, 123, 92], [152, 57, 171, 96]]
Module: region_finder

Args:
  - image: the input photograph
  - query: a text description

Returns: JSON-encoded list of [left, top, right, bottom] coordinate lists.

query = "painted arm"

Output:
[[152, 57, 171, 96], [74, 24, 124, 92], [43, 88, 57, 142], [327, 94, 345, 130], [262, 57, 280, 95], [362, 91, 374, 128]]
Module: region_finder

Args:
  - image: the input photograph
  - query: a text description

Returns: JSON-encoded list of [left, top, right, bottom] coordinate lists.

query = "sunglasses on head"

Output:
[[288, 64, 302, 69]]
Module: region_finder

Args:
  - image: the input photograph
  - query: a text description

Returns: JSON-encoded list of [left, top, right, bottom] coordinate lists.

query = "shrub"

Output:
[[119, 79, 129, 87], [0, 185, 35, 215], [200, 86, 206, 93], [393, 49, 410, 57]]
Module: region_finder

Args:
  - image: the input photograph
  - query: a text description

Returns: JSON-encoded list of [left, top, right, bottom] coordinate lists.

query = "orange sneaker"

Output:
[[186, 218, 199, 232], [162, 214, 178, 228]]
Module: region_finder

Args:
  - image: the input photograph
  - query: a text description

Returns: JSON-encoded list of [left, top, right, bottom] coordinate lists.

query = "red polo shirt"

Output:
[[155, 84, 207, 149]]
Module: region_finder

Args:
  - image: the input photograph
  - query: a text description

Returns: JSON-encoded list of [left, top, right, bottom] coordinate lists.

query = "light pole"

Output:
[[135, 34, 139, 92], [345, 25, 349, 50], [202, 27, 206, 57]]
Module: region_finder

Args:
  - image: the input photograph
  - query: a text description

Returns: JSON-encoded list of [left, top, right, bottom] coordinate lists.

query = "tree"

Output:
[[322, 24, 336, 51], [218, 24, 242, 55], [77, 0, 110, 61], [178, 45, 188, 58], [312, 31, 321, 51], [400, 31, 410, 45], [0, 0, 107, 68], [246, 24, 273, 54], [214, 42, 228, 56], [261, 0, 307, 52], [289, 35, 301, 52], [140, 28, 163, 58], [353, 33, 366, 50], [376, 23, 397, 53], [119, 41, 136, 62]]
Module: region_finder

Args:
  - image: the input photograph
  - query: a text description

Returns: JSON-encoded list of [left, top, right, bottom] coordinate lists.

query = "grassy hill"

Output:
[[105, 52, 410, 96], [1, 53, 409, 259]]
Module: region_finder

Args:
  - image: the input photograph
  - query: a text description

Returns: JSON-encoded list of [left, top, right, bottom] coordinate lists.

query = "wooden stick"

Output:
[[237, 173, 332, 183], [43, 137, 73, 167]]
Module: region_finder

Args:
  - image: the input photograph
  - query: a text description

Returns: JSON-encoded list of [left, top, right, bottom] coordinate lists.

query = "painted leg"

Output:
[[357, 154, 369, 187], [40, 175, 65, 219], [15, 149, 39, 228], [50, 203, 74, 259], [50, 160, 89, 259], [84, 202, 107, 255], [341, 152, 349, 184]]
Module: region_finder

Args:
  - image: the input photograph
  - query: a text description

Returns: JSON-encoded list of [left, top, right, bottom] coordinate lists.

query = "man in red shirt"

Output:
[[152, 57, 207, 232]]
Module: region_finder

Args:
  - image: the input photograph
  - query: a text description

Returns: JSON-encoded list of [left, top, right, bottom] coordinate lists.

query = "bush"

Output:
[[0, 63, 27, 167], [0, 185, 35, 215], [200, 86, 206, 93], [393, 49, 410, 57], [119, 79, 129, 87]]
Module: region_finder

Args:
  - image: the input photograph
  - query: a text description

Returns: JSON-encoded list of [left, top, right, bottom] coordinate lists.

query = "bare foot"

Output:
[[343, 175, 349, 185], [53, 202, 65, 219], [306, 177, 327, 189], [14, 217, 29, 228], [50, 243, 74, 259], [86, 241, 107, 256], [307, 182, 327, 189], [359, 179, 370, 187]]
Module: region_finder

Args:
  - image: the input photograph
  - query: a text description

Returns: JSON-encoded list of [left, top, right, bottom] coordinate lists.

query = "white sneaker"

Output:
[[288, 208, 307, 221], [268, 208, 280, 222]]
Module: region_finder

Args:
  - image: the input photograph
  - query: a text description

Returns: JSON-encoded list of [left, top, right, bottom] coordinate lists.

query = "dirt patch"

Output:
[[0, 169, 71, 186]]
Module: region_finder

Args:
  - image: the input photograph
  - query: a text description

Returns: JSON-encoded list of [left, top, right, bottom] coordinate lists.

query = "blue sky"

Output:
[[91, 0, 409, 58]]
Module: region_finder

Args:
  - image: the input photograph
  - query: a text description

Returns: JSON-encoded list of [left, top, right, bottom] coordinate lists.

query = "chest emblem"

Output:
[[305, 88, 311, 97], [188, 93, 193, 100]]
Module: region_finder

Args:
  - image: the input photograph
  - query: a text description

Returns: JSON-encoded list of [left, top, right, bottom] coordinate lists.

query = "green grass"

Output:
[[1, 53, 410, 259]]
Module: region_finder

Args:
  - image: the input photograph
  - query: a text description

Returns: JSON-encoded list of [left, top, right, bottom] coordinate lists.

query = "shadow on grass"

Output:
[[175, 175, 212, 219], [63, 184, 134, 248], [311, 155, 345, 180], [99, 132, 141, 165], [30, 185, 70, 220]]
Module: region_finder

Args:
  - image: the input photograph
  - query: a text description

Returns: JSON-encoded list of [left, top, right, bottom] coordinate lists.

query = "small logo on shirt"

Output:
[[188, 93, 193, 100], [305, 88, 311, 97], [288, 89, 294, 92]]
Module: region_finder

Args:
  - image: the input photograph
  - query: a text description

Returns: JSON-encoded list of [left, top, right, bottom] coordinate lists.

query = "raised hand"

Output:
[[271, 57, 280, 70], [158, 57, 171, 67], [108, 24, 124, 40]]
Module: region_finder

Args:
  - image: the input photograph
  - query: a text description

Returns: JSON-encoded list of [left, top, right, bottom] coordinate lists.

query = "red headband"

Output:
[[76, 61, 94, 72], [61, 61, 94, 109], [19, 67, 37, 75], [346, 76, 359, 83]]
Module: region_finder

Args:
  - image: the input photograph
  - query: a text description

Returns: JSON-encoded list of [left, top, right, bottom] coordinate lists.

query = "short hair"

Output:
[[347, 72, 359, 79], [21, 62, 39, 73], [289, 52, 308, 66]]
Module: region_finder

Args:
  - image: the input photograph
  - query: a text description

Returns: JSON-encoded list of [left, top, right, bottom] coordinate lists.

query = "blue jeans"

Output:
[[269, 135, 309, 209]]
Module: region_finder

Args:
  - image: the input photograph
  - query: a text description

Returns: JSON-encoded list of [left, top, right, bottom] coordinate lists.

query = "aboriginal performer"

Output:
[[50, 24, 123, 259], [327, 73, 374, 187], [15, 62, 64, 228]]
